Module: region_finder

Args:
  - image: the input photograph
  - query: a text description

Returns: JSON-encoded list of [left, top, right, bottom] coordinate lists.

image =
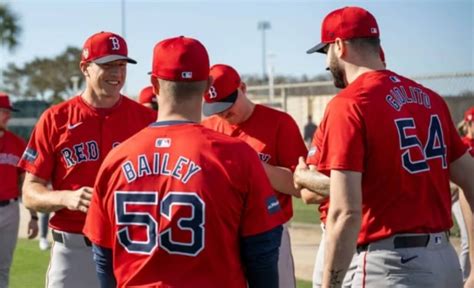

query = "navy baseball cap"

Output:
[[203, 64, 241, 116]]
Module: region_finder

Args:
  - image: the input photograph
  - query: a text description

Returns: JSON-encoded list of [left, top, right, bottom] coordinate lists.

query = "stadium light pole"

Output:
[[121, 0, 127, 94], [257, 21, 271, 81]]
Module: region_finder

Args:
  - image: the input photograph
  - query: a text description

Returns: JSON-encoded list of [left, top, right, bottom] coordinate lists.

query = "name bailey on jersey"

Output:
[[122, 153, 202, 184]]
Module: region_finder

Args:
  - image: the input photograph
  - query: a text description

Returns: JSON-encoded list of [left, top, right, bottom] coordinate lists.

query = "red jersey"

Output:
[[83, 122, 284, 288], [462, 136, 474, 157], [0, 130, 26, 201], [18, 95, 155, 233], [314, 70, 467, 245], [202, 104, 308, 223]]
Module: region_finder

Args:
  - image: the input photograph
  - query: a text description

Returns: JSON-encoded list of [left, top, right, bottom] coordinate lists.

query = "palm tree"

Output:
[[0, 4, 21, 51]]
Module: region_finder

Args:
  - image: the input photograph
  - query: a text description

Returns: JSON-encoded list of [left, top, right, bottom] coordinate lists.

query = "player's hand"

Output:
[[62, 187, 93, 213], [27, 218, 39, 239], [294, 157, 309, 189], [465, 276, 474, 288]]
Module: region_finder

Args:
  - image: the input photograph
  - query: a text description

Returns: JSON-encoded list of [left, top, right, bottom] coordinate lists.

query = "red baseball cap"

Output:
[[81, 31, 137, 64], [465, 107, 474, 122], [0, 92, 18, 112], [203, 64, 241, 116], [151, 36, 209, 82], [138, 86, 157, 104], [307, 6, 380, 54]]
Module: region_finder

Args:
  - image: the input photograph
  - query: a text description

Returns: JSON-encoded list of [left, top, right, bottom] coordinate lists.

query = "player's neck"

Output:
[[156, 101, 201, 123], [344, 57, 385, 86], [240, 99, 255, 123], [81, 88, 121, 108]]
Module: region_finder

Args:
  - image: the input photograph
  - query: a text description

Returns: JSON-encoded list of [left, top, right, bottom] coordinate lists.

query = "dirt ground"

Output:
[[18, 205, 462, 282]]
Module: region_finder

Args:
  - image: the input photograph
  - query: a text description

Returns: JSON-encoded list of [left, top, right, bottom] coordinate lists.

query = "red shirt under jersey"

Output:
[[202, 104, 308, 223], [83, 122, 284, 288], [313, 70, 467, 245], [18, 96, 155, 233], [0, 130, 26, 201], [462, 136, 474, 156]]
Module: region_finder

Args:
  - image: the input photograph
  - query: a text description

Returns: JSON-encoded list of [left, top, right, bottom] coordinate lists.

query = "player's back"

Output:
[[325, 70, 466, 245], [88, 121, 282, 288]]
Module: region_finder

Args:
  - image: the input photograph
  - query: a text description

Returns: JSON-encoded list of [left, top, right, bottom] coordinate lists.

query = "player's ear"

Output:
[[150, 76, 160, 95], [334, 38, 345, 58], [240, 82, 247, 94], [80, 62, 90, 77]]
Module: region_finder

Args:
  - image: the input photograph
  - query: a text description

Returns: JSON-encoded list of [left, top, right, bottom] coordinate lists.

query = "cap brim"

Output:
[[306, 42, 328, 54], [202, 90, 238, 116], [93, 55, 137, 64], [203, 102, 234, 117]]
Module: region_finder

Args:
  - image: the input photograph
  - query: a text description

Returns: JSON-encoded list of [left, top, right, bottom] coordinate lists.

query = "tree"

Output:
[[2, 46, 84, 101], [0, 4, 21, 51]]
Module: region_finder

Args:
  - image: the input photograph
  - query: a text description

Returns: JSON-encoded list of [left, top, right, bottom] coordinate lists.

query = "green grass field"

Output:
[[10, 239, 312, 287], [292, 198, 321, 225]]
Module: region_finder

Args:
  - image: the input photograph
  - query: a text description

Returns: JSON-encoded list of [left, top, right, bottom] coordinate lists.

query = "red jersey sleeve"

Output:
[[83, 160, 115, 248], [276, 113, 308, 171], [317, 96, 365, 173], [240, 146, 285, 237], [17, 110, 56, 180]]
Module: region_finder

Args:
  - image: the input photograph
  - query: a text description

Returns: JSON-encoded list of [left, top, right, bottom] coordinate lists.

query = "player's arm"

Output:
[[323, 170, 362, 288], [294, 157, 330, 197], [241, 225, 283, 288], [22, 172, 92, 213], [92, 244, 117, 288], [301, 188, 328, 205], [261, 163, 301, 197], [18, 173, 39, 239], [449, 152, 474, 285]]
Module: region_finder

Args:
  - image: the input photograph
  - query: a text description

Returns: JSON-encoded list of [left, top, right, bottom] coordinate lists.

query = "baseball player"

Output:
[[18, 31, 156, 288], [294, 44, 388, 288], [0, 92, 38, 288], [300, 6, 474, 287], [201, 64, 308, 288], [138, 85, 158, 111], [83, 36, 284, 288]]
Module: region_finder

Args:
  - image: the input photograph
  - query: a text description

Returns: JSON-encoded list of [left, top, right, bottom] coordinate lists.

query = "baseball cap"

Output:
[[138, 86, 157, 104], [150, 36, 209, 82], [0, 92, 19, 112], [81, 31, 137, 64], [203, 64, 241, 116], [465, 107, 474, 122], [307, 6, 380, 54]]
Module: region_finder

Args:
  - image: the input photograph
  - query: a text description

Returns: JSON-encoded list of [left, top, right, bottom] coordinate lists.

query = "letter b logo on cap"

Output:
[[208, 86, 218, 99], [109, 36, 121, 50]]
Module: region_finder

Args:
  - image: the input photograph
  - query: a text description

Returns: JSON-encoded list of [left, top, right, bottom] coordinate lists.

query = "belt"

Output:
[[52, 230, 92, 247], [357, 234, 430, 253], [0, 197, 18, 207]]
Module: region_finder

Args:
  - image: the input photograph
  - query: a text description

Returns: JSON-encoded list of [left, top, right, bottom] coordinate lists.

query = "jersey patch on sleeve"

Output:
[[308, 146, 317, 157], [266, 195, 281, 214], [22, 147, 38, 163]]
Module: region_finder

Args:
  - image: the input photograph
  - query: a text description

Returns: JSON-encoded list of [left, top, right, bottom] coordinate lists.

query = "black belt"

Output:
[[0, 197, 18, 207], [357, 235, 430, 253], [52, 230, 92, 247]]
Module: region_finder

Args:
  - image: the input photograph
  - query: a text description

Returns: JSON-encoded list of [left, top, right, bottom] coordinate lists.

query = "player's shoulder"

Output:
[[37, 96, 80, 124], [120, 96, 156, 116], [200, 125, 256, 151], [5, 130, 26, 145]]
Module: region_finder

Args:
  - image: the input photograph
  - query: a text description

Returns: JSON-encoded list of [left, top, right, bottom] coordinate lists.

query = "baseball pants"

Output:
[[46, 230, 99, 288], [351, 232, 462, 288], [452, 193, 470, 280], [279, 223, 296, 288], [312, 224, 356, 288], [0, 201, 19, 288]]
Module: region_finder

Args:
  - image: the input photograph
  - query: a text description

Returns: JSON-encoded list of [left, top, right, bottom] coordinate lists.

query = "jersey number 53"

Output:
[[395, 114, 447, 174], [114, 191, 205, 256]]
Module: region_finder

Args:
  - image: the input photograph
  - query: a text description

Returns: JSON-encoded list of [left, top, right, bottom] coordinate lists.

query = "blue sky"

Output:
[[2, 0, 473, 96]]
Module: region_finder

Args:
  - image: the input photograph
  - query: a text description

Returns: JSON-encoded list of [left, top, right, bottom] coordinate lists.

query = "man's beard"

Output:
[[328, 53, 346, 89]]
